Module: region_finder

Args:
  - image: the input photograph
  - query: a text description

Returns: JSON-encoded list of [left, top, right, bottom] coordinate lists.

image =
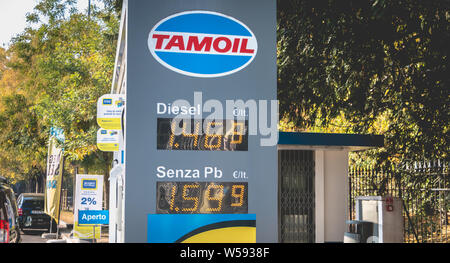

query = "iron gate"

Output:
[[279, 150, 315, 243]]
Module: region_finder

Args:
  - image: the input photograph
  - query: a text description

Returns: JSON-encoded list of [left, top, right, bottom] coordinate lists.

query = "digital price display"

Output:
[[156, 182, 248, 214], [157, 118, 248, 151]]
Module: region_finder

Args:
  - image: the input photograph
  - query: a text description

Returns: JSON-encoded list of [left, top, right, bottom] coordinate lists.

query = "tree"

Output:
[[0, 0, 120, 198], [277, 0, 449, 164], [0, 93, 47, 187]]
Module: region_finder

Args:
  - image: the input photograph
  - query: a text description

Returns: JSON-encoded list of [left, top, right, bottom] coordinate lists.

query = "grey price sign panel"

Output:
[[125, 0, 277, 242]]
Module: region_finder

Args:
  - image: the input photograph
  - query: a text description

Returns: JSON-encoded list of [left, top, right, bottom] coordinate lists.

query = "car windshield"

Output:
[[23, 198, 44, 210]]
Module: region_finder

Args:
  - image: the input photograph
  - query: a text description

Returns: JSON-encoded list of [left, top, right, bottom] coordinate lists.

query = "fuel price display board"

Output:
[[156, 182, 248, 214], [124, 0, 277, 243], [157, 118, 248, 151]]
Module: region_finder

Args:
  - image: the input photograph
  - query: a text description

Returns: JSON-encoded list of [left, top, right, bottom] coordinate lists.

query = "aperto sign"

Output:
[[78, 210, 109, 225], [148, 11, 258, 78]]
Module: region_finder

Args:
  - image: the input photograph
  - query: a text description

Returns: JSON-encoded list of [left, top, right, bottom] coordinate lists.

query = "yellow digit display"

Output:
[[168, 120, 177, 148], [157, 118, 248, 151], [230, 122, 245, 144], [205, 184, 224, 212], [170, 185, 177, 211], [158, 182, 248, 214], [204, 121, 223, 149], [182, 121, 200, 147], [231, 185, 245, 207], [181, 184, 200, 212]]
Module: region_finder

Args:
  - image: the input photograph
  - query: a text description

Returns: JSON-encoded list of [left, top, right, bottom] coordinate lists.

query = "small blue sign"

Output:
[[78, 210, 109, 225], [82, 179, 97, 190], [103, 99, 113, 105]]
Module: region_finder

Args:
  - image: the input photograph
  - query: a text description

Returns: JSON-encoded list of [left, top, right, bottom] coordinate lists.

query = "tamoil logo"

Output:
[[148, 11, 258, 78]]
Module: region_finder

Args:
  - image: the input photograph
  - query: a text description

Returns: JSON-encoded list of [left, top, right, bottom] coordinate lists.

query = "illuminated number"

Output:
[[230, 121, 244, 144], [182, 120, 200, 147], [206, 184, 224, 212], [169, 185, 177, 211], [181, 184, 200, 212], [204, 121, 223, 149], [168, 120, 177, 148], [231, 185, 245, 207]]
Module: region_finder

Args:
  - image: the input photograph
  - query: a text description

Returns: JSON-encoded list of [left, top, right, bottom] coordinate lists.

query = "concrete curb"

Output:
[[46, 239, 67, 243]]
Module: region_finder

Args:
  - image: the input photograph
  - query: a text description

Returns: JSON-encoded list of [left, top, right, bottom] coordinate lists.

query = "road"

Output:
[[19, 220, 71, 243], [20, 230, 48, 243]]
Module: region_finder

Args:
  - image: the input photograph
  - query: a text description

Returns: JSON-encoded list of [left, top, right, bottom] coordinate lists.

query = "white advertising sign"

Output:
[[74, 174, 104, 239], [97, 128, 120, 152], [97, 94, 125, 130]]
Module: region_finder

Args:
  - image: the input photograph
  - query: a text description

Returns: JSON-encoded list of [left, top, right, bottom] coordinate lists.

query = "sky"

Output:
[[0, 0, 93, 48]]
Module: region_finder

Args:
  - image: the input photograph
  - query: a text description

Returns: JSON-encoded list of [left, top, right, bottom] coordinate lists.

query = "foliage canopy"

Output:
[[277, 0, 449, 164], [0, 0, 121, 184]]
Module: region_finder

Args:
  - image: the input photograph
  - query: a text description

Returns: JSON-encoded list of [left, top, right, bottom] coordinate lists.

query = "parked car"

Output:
[[17, 193, 57, 233], [0, 177, 21, 243]]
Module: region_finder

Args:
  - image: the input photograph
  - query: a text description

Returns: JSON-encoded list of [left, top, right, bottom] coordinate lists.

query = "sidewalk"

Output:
[[41, 220, 72, 242], [59, 222, 109, 243]]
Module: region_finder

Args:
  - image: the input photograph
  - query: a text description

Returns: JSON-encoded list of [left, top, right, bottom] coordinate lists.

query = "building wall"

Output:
[[315, 149, 349, 242]]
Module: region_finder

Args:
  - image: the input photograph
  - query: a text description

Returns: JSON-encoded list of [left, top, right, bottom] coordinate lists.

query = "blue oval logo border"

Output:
[[148, 11, 258, 78]]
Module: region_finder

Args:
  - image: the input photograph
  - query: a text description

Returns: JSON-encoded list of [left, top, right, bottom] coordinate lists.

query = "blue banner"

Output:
[[50, 127, 65, 143]]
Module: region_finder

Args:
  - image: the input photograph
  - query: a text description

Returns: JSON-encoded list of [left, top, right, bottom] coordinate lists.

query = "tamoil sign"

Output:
[[148, 11, 258, 78], [125, 0, 277, 243]]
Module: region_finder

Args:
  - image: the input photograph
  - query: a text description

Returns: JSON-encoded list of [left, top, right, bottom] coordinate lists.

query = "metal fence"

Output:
[[61, 188, 73, 211], [348, 160, 449, 243], [279, 150, 315, 243]]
